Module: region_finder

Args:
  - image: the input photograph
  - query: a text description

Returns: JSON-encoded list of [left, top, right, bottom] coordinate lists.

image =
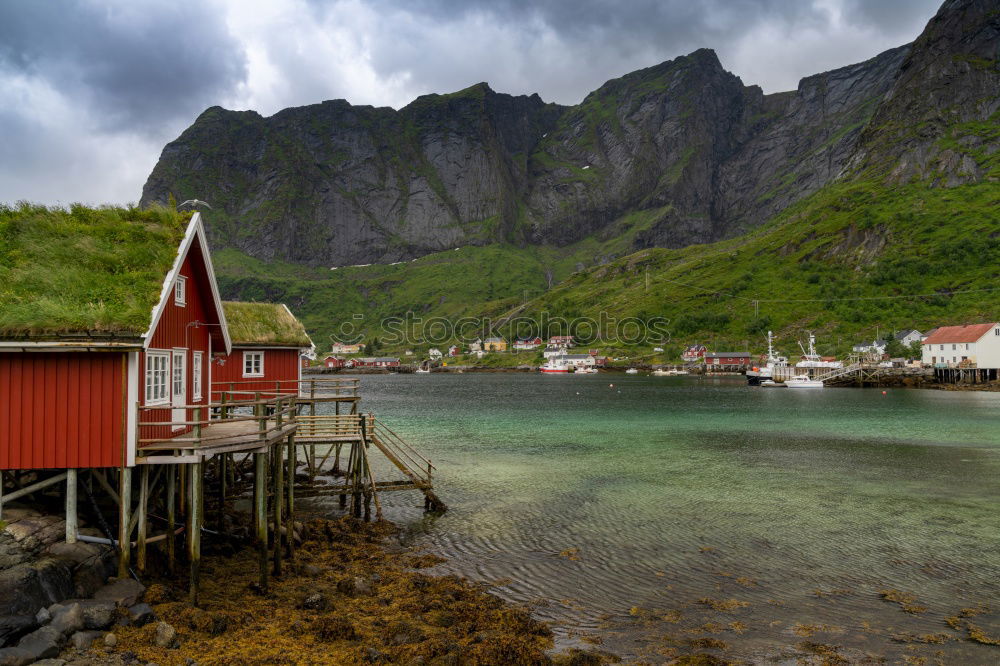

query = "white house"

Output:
[[894, 329, 923, 347], [555, 353, 596, 369], [543, 345, 565, 359], [428, 348, 443, 360], [922, 323, 1000, 368], [852, 340, 886, 355]]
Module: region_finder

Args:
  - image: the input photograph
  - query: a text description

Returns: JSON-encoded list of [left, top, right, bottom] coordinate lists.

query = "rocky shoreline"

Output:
[[1, 512, 617, 666]]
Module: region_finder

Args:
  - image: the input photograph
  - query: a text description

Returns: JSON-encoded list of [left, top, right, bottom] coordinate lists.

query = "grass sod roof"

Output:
[[0, 203, 192, 339], [221, 301, 312, 347]]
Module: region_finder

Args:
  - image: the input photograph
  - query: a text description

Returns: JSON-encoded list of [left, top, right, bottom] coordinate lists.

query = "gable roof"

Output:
[[222, 301, 312, 348], [922, 323, 998, 345], [895, 329, 921, 340], [145, 212, 230, 354], [0, 203, 198, 344]]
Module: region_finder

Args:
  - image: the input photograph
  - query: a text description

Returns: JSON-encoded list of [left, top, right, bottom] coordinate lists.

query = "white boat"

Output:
[[625, 368, 639, 375], [760, 379, 786, 388], [575, 367, 598, 374], [795, 333, 843, 369], [747, 331, 788, 385], [540, 359, 571, 373], [785, 374, 824, 388], [415, 368, 430, 374]]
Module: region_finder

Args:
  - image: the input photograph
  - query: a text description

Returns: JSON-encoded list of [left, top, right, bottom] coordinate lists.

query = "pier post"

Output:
[[166, 464, 176, 574], [287, 434, 296, 563], [218, 454, 227, 530], [254, 451, 269, 593], [117, 466, 131, 578], [137, 465, 149, 573], [188, 460, 203, 605], [273, 440, 284, 577], [65, 469, 78, 544]]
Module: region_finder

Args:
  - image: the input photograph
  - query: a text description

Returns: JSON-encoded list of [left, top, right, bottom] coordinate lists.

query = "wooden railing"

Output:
[[137, 392, 298, 452], [295, 413, 374, 439], [210, 378, 359, 403]]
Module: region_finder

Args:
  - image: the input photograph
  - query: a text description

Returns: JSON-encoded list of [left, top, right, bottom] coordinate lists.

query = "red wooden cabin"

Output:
[[212, 301, 313, 398], [324, 356, 346, 369], [0, 211, 230, 471]]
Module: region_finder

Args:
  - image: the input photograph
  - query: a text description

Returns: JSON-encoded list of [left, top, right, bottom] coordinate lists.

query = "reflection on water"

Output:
[[305, 373, 1000, 662]]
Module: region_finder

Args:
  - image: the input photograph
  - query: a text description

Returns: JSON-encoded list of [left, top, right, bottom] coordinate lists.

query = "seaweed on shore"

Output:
[[98, 517, 612, 665]]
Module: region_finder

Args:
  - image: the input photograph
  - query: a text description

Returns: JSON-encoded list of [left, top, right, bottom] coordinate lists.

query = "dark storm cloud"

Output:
[[0, 0, 247, 133]]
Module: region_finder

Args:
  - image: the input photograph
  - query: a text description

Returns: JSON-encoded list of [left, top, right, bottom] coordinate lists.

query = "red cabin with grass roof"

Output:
[[0, 208, 230, 470], [212, 301, 314, 398]]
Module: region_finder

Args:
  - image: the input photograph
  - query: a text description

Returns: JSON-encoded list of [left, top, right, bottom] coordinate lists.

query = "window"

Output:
[[174, 276, 186, 306], [243, 351, 264, 377], [172, 351, 185, 398], [939, 345, 944, 351], [952, 344, 957, 351], [192, 352, 203, 400], [145, 351, 169, 405]]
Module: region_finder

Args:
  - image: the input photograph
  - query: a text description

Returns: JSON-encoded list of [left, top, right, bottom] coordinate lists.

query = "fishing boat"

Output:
[[625, 368, 639, 375], [540, 358, 571, 373], [415, 367, 431, 374], [747, 331, 788, 386], [795, 333, 842, 369], [760, 379, 786, 388], [652, 368, 687, 376], [575, 367, 598, 374], [785, 374, 824, 388]]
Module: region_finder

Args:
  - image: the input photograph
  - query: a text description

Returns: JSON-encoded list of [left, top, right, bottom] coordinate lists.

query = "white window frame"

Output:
[[174, 275, 187, 307], [144, 350, 170, 406], [192, 351, 203, 400], [243, 351, 264, 377]]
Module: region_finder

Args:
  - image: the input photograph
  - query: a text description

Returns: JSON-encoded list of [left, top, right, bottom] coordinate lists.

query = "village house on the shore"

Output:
[[704, 352, 753, 370], [483, 337, 507, 352], [214, 301, 314, 395], [330, 342, 364, 354], [922, 323, 1000, 368], [681, 344, 707, 362], [548, 335, 574, 348], [347, 357, 401, 368]]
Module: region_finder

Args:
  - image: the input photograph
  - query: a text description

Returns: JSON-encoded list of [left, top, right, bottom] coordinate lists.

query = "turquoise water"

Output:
[[313, 373, 1000, 661]]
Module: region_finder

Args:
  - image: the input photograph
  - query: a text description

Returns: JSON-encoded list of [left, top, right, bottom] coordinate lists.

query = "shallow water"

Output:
[[309, 373, 1000, 662]]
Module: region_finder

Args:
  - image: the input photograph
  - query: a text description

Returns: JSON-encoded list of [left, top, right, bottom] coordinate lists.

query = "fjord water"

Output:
[[326, 374, 1000, 661]]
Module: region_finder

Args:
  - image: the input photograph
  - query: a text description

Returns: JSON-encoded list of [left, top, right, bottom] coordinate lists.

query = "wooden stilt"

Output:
[[136, 465, 149, 573], [273, 441, 284, 577], [254, 451, 269, 593], [188, 460, 203, 605], [218, 454, 227, 530], [65, 469, 78, 544], [117, 466, 131, 578], [166, 464, 176, 574], [286, 434, 296, 562]]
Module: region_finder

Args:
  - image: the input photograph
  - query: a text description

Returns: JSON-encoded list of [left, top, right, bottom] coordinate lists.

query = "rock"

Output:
[[16, 625, 64, 661], [93, 579, 145, 607], [301, 594, 326, 611], [351, 577, 373, 596], [70, 630, 103, 650], [126, 603, 156, 627], [0, 616, 37, 648], [152, 622, 178, 649], [300, 564, 323, 577], [34, 608, 51, 626], [0, 559, 74, 616], [0, 647, 34, 666], [103, 632, 117, 647], [363, 647, 388, 663], [34, 658, 67, 666], [49, 602, 84, 635]]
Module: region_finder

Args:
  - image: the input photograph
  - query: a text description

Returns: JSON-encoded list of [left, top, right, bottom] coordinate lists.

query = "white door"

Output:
[[171, 350, 187, 431]]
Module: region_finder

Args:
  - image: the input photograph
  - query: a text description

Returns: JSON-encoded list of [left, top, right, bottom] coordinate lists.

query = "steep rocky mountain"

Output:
[[143, 36, 914, 268]]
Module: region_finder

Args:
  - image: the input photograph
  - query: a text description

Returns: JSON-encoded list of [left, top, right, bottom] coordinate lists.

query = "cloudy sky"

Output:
[[0, 0, 942, 206]]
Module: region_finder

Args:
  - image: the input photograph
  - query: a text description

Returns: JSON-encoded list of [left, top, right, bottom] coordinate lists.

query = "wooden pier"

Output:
[[1, 377, 443, 606]]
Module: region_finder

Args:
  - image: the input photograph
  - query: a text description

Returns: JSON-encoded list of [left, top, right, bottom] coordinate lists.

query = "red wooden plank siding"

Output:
[[0, 352, 125, 470], [212, 349, 302, 399], [140, 239, 213, 447]]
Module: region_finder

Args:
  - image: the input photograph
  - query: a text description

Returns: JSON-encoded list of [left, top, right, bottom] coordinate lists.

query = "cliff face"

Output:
[[140, 0, 993, 268]]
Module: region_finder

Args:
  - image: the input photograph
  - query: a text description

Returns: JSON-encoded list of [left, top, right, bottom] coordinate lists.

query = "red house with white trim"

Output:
[[0, 209, 230, 470], [324, 355, 346, 369], [212, 301, 313, 398]]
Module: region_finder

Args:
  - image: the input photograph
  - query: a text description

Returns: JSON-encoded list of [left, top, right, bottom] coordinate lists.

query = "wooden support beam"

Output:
[[136, 465, 149, 573], [188, 460, 203, 605], [166, 464, 176, 574], [272, 440, 284, 577], [65, 469, 78, 544], [286, 434, 296, 563], [254, 451, 269, 593], [117, 467, 131, 578]]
